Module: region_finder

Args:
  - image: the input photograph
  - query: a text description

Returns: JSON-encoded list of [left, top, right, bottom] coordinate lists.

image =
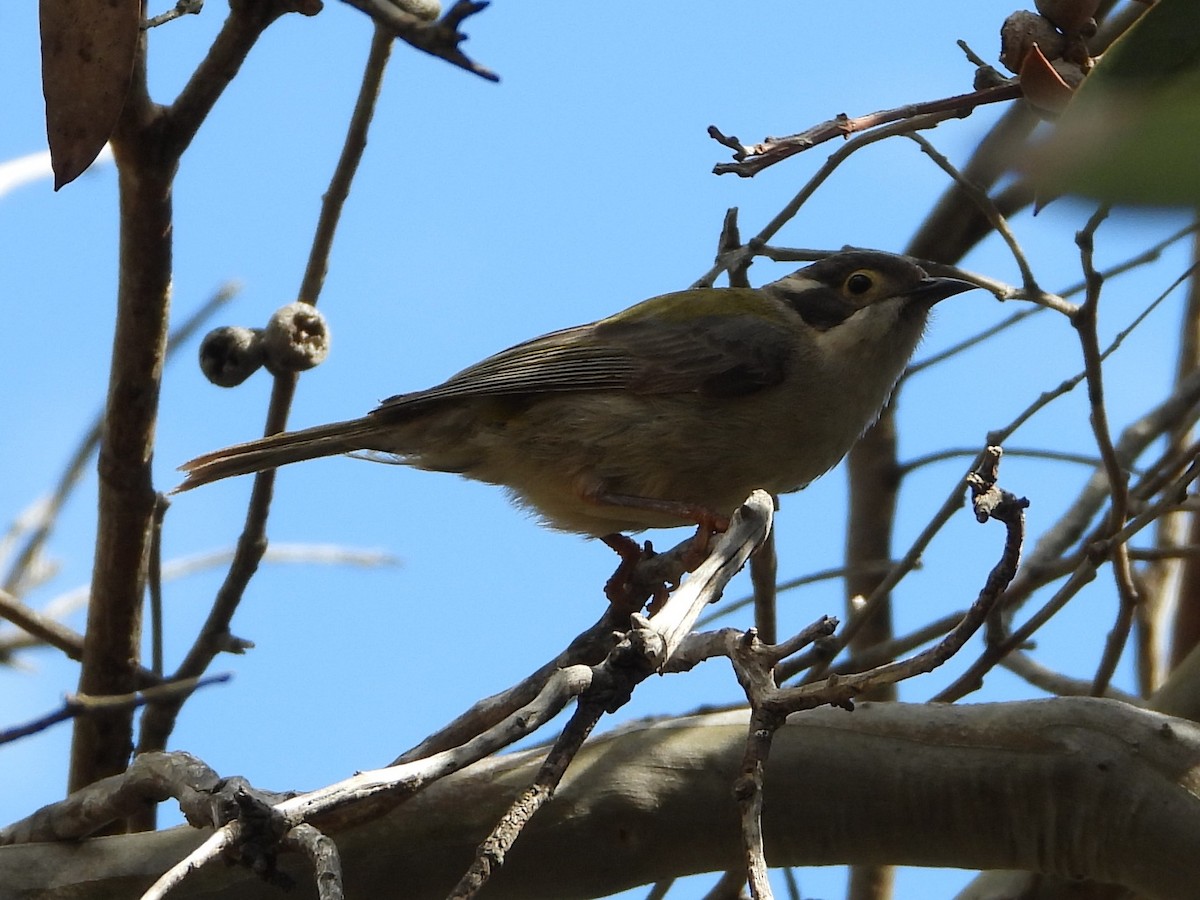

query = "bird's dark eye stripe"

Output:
[[846, 272, 874, 294], [778, 287, 858, 330]]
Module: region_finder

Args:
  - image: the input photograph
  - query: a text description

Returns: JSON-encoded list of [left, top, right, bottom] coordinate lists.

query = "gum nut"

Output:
[[263, 302, 331, 375], [1035, 0, 1100, 33], [1000, 10, 1065, 74], [199, 326, 265, 388]]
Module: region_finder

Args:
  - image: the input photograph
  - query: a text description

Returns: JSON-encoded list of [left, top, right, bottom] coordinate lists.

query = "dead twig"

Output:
[[340, 0, 497, 82], [710, 83, 1022, 178], [0, 674, 229, 748]]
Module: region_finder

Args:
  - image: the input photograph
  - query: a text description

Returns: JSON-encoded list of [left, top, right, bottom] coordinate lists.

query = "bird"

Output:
[[177, 251, 976, 539]]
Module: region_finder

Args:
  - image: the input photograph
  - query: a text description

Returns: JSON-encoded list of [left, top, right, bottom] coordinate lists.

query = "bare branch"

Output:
[[0, 675, 229, 748], [339, 0, 497, 82], [710, 83, 1022, 178]]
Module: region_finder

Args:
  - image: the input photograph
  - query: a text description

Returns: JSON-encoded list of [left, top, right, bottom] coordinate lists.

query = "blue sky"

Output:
[[1, 2, 1193, 897]]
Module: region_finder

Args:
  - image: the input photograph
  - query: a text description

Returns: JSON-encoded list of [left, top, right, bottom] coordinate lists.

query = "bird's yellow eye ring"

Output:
[[845, 271, 875, 295]]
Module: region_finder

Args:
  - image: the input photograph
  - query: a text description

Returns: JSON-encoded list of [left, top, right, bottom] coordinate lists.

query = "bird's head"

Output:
[[764, 250, 977, 333]]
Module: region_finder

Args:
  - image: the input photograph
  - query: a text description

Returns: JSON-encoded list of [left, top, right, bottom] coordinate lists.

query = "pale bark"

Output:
[[3, 698, 1198, 900]]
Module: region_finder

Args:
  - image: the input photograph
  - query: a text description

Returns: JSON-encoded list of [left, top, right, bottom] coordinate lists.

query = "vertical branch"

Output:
[[1073, 208, 1141, 695], [148, 494, 170, 677], [1168, 229, 1200, 674], [69, 33, 174, 795], [737, 708, 782, 900], [750, 530, 778, 645], [844, 405, 901, 678]]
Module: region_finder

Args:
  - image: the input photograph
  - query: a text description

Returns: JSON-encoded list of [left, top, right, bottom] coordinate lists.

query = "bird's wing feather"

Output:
[[374, 290, 795, 413]]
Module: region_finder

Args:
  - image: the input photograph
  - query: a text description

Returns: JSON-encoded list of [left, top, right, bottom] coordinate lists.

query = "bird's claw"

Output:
[[601, 534, 670, 611]]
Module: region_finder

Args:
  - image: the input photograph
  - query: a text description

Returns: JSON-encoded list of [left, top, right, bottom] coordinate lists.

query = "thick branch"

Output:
[[4, 700, 1197, 900]]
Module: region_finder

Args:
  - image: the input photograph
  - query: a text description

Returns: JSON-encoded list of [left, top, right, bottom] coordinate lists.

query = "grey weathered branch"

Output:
[[2, 699, 1197, 900]]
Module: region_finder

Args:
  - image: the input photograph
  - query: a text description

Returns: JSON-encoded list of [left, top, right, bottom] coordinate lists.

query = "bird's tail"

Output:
[[175, 417, 380, 492]]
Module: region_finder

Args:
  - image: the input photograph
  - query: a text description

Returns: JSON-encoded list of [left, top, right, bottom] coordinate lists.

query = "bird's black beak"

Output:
[[907, 276, 978, 306]]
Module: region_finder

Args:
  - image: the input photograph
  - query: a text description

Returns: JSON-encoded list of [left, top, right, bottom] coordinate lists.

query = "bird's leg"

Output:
[[592, 491, 730, 533], [683, 506, 731, 561], [600, 533, 662, 611], [593, 490, 730, 571]]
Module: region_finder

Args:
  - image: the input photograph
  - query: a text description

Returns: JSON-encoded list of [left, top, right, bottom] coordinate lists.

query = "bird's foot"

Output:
[[600, 508, 730, 613], [681, 509, 731, 571], [601, 534, 671, 612]]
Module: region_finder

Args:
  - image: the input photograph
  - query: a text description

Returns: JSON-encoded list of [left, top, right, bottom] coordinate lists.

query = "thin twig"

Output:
[[1130, 544, 1200, 561], [934, 440, 1200, 702], [138, 665, 596, 899], [793, 450, 1027, 706], [136, 26, 395, 761], [905, 307, 1042, 377], [696, 558, 899, 629], [999, 650, 1143, 704], [1073, 207, 1141, 696], [780, 609, 967, 683], [750, 529, 778, 645], [164, 0, 319, 156], [985, 259, 1190, 451], [906, 222, 1200, 377], [0, 674, 229, 746], [738, 706, 782, 900], [0, 587, 87, 663], [715, 453, 1024, 898], [823, 342, 1161, 688], [143, 0, 204, 29], [799, 463, 973, 686], [905, 132, 1049, 301], [0, 543, 393, 658], [1162, 230, 1200, 675], [899, 446, 1107, 477], [0, 587, 169, 688], [339, 0, 497, 82], [148, 494, 169, 677], [393, 606, 627, 764], [716, 207, 752, 289], [709, 83, 1022, 178], [695, 113, 983, 288]]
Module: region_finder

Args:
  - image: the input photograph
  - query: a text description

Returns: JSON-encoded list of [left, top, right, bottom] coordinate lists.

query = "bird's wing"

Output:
[[374, 289, 796, 413]]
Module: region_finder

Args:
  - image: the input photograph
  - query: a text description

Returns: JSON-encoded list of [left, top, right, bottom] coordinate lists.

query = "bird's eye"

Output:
[[845, 271, 874, 295]]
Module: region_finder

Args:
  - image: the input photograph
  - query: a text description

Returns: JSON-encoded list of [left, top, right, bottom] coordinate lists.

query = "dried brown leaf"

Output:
[[1019, 43, 1076, 115], [39, 0, 140, 190]]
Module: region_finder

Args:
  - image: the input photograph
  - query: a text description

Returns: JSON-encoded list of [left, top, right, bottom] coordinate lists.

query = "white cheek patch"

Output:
[[822, 296, 909, 355], [773, 276, 822, 293]]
